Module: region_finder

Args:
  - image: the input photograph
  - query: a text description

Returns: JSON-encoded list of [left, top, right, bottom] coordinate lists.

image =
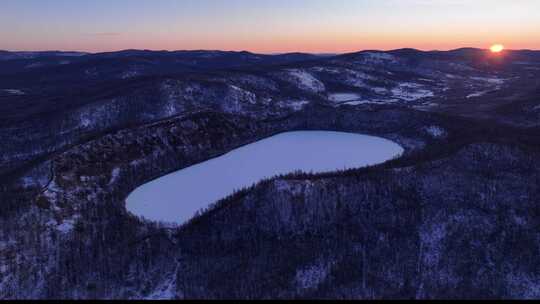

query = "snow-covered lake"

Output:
[[126, 131, 403, 224]]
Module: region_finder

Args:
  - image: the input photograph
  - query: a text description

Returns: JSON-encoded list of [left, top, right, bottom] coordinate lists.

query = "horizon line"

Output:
[[2, 46, 540, 56]]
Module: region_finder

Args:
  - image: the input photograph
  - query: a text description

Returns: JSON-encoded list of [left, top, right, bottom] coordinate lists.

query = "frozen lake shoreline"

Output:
[[126, 131, 404, 224]]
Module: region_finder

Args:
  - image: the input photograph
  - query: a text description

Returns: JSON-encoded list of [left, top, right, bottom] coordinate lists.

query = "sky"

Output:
[[1, 0, 539, 53]]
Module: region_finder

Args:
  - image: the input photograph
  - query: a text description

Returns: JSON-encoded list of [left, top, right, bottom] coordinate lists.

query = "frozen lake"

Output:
[[126, 131, 403, 224]]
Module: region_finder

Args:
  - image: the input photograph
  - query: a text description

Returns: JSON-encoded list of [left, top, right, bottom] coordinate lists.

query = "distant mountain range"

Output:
[[0, 50, 89, 60]]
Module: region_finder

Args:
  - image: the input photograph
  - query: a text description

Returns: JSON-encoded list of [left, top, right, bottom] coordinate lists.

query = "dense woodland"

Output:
[[1, 49, 539, 299]]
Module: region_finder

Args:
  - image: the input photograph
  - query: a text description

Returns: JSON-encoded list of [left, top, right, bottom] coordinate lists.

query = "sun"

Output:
[[490, 44, 505, 53]]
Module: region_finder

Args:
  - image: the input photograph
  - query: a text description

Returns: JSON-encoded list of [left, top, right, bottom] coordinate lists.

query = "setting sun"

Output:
[[490, 44, 505, 53]]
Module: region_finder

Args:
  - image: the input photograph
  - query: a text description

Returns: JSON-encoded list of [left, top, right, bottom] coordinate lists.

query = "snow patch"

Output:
[[342, 99, 400, 106], [20, 176, 37, 188], [295, 261, 332, 290], [466, 91, 489, 99], [470, 76, 505, 85], [273, 180, 312, 196], [360, 52, 397, 64], [286, 69, 325, 93], [276, 99, 310, 111], [57, 219, 76, 234], [109, 168, 121, 185], [391, 83, 434, 101], [197, 52, 222, 59], [420, 222, 448, 267], [121, 70, 140, 79], [25, 62, 44, 69], [43, 180, 61, 201], [329, 92, 401, 106], [311, 67, 374, 88], [221, 85, 257, 113], [448, 62, 475, 72], [233, 75, 278, 91], [506, 272, 540, 299], [328, 93, 362, 103], [229, 85, 257, 104], [288, 100, 310, 111], [2, 89, 25, 95], [80, 117, 92, 128], [424, 126, 446, 138], [84, 68, 98, 77], [146, 269, 179, 300], [372, 87, 389, 95]]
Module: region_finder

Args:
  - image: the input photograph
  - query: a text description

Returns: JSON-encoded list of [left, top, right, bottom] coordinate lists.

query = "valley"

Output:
[[1, 48, 539, 299]]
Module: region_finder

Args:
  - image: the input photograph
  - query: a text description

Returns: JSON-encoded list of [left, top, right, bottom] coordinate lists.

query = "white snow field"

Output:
[[328, 93, 362, 103], [126, 131, 404, 224]]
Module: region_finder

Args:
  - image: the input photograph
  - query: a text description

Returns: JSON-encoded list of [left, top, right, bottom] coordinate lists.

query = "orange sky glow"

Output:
[[1, 0, 539, 53]]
